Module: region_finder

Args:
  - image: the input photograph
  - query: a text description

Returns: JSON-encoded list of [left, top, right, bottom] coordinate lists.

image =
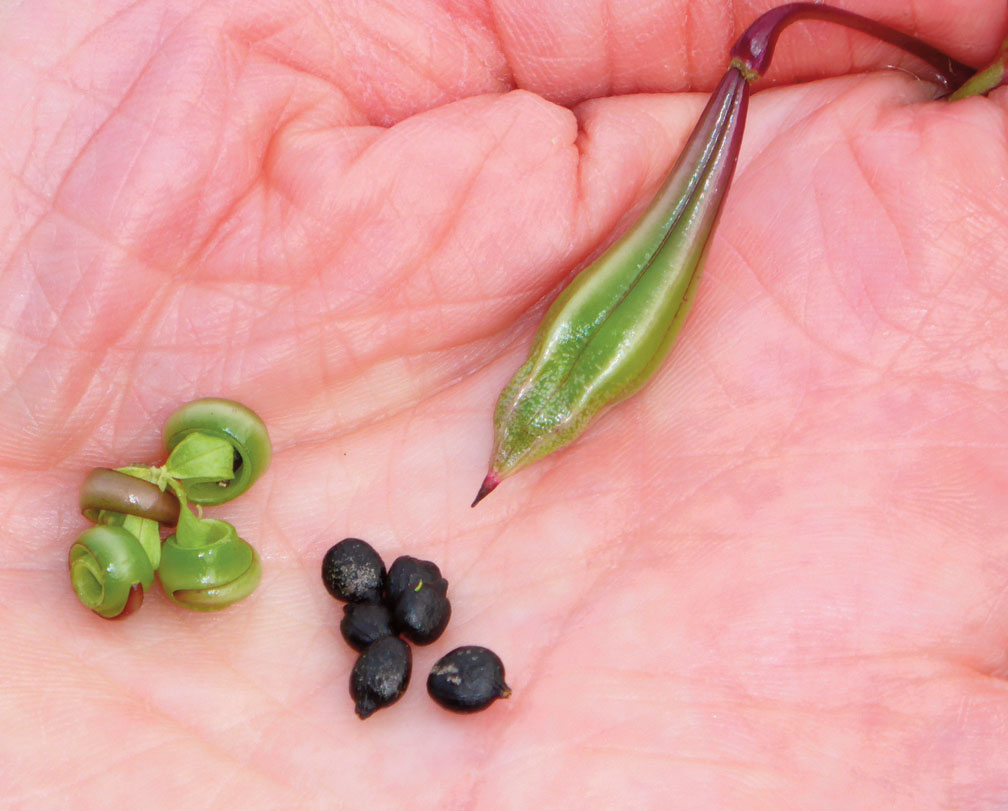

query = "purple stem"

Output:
[[730, 3, 975, 92]]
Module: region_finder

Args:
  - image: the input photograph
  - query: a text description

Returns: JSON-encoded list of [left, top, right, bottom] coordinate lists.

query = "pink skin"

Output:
[[1, 0, 1007, 806]]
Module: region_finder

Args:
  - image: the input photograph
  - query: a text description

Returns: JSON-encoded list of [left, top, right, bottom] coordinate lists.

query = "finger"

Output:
[[491, 0, 1007, 103]]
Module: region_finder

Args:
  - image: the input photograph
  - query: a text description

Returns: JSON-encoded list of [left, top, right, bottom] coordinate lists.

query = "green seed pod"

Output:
[[158, 509, 261, 611], [475, 67, 750, 504], [68, 525, 156, 619]]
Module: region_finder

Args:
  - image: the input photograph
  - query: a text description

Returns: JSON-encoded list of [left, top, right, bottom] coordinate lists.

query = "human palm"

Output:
[[3, 0, 1007, 806]]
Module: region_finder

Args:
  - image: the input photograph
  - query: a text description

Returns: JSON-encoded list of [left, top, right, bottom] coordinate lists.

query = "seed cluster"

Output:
[[321, 538, 511, 719]]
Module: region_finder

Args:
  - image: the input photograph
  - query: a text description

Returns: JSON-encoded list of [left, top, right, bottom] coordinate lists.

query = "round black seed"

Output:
[[385, 555, 445, 606], [391, 583, 451, 645], [340, 602, 396, 652], [350, 636, 412, 720], [427, 646, 511, 713], [321, 538, 386, 603]]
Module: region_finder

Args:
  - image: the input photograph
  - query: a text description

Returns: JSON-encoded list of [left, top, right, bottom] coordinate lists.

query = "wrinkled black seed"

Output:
[[392, 582, 451, 645], [322, 538, 386, 603], [350, 636, 412, 719], [385, 556, 445, 606], [427, 646, 511, 713], [340, 602, 396, 652]]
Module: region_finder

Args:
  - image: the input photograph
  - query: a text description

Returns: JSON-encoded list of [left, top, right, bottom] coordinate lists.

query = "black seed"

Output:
[[391, 582, 451, 645], [427, 646, 511, 713], [385, 556, 444, 606], [340, 602, 396, 652], [350, 636, 412, 719], [322, 538, 386, 603]]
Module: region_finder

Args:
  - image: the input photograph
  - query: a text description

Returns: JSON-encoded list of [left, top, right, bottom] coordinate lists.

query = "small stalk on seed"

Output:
[[474, 3, 976, 506]]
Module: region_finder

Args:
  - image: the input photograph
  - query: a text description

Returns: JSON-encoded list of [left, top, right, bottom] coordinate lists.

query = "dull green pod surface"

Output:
[[476, 67, 750, 503]]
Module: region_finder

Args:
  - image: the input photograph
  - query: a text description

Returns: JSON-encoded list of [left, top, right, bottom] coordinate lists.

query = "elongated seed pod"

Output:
[[475, 67, 749, 504], [473, 4, 974, 505]]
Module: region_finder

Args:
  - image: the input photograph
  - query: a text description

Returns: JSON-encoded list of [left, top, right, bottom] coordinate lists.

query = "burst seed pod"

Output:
[[79, 468, 180, 526], [157, 503, 261, 611], [949, 36, 1007, 100], [68, 525, 155, 619], [162, 398, 271, 506]]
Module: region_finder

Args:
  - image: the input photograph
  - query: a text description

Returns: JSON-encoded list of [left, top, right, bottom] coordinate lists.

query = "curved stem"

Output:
[[729, 3, 975, 91]]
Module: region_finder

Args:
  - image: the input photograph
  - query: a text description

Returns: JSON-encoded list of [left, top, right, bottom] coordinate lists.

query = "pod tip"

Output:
[[471, 473, 500, 507]]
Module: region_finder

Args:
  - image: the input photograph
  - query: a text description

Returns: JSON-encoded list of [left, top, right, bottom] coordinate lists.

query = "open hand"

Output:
[[2, 1, 1006, 805]]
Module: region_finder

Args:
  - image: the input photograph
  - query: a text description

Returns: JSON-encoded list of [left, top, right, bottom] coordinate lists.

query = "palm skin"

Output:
[[1, 0, 1007, 806]]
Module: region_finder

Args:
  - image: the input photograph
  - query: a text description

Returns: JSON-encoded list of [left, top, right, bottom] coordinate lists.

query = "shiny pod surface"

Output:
[[162, 398, 271, 505], [68, 525, 155, 619], [79, 467, 180, 525], [159, 519, 261, 610]]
